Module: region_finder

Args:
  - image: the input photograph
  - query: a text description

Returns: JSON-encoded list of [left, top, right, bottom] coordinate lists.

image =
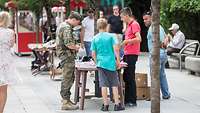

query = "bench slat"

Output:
[[183, 47, 196, 51], [182, 50, 196, 55], [184, 45, 197, 48]]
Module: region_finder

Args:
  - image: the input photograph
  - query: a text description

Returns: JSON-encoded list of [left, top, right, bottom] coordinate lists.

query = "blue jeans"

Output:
[[84, 41, 91, 57], [150, 53, 170, 97]]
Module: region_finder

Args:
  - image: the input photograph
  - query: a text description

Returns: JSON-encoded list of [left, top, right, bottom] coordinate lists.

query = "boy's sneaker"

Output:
[[101, 104, 109, 111], [114, 103, 125, 111]]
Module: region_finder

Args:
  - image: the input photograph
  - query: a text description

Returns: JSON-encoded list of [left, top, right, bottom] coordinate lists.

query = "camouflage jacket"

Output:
[[56, 22, 77, 62]]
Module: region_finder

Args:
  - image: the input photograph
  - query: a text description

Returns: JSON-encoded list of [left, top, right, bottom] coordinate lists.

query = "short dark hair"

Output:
[[143, 11, 152, 16], [120, 7, 132, 17], [68, 11, 82, 21], [87, 8, 94, 13]]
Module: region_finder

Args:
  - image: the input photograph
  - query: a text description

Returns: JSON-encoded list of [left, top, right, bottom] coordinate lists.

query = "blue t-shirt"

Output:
[[147, 25, 166, 54], [91, 32, 117, 71]]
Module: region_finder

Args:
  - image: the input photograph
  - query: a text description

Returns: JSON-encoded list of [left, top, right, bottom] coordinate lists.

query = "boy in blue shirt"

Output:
[[91, 18, 125, 111]]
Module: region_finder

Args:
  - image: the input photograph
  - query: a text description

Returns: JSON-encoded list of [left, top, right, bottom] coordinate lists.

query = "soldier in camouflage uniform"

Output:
[[56, 12, 81, 110]]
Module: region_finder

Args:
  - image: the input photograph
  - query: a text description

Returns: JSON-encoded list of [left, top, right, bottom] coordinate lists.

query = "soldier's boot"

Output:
[[61, 99, 76, 105], [61, 99, 79, 110]]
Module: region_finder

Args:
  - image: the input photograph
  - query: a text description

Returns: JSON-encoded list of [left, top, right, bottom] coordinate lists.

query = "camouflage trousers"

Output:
[[60, 61, 75, 100]]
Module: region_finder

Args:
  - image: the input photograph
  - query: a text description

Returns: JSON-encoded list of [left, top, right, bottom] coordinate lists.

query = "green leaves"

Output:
[[161, 0, 200, 42], [27, 0, 43, 17], [13, 0, 28, 10], [0, 0, 7, 5], [15, 0, 60, 17], [170, 0, 200, 13], [0, 0, 10, 9]]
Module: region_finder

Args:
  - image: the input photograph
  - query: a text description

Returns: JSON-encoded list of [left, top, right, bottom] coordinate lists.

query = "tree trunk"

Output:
[[43, 0, 56, 40], [94, 8, 99, 35], [151, 0, 161, 113], [35, 16, 40, 43], [44, 5, 53, 28]]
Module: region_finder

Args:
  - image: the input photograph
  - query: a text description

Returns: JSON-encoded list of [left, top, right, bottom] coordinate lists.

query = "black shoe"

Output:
[[162, 95, 171, 100], [165, 61, 170, 68], [31, 65, 38, 70], [101, 104, 109, 111], [125, 102, 137, 107], [165, 66, 170, 69], [114, 103, 125, 111]]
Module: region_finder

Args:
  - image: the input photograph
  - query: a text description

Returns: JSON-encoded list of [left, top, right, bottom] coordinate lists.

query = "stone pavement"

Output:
[[4, 53, 200, 113]]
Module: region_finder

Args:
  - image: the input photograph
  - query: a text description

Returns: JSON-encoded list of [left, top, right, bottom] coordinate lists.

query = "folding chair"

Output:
[[31, 49, 50, 76]]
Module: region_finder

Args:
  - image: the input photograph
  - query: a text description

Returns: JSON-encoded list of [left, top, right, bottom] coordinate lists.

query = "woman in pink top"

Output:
[[120, 7, 142, 107]]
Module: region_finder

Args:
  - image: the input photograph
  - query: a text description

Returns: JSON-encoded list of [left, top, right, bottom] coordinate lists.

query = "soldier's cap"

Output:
[[69, 11, 82, 21]]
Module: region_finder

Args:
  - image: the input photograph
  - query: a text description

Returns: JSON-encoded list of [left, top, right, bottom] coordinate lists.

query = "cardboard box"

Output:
[[146, 87, 150, 100], [137, 87, 150, 100], [137, 87, 147, 100], [135, 73, 148, 87]]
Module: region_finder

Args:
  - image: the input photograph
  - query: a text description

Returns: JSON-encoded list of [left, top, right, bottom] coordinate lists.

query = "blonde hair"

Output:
[[97, 18, 107, 30], [0, 11, 11, 27]]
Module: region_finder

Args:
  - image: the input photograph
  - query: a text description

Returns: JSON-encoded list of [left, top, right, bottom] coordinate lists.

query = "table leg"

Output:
[[94, 71, 101, 97], [80, 71, 87, 110], [74, 69, 81, 104], [119, 69, 124, 107]]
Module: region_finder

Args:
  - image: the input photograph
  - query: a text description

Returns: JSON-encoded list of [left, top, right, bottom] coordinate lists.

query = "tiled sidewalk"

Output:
[[4, 54, 200, 113]]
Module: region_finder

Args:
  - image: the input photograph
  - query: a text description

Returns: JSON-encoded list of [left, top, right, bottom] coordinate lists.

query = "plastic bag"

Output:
[[77, 47, 86, 59]]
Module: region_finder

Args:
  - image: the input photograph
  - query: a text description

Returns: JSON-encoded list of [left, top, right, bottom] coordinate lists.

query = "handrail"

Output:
[[178, 40, 200, 71], [179, 41, 200, 56], [195, 42, 200, 56]]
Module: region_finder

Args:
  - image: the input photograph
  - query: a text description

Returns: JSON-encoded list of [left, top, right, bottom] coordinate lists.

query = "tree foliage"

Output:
[[85, 0, 96, 10], [169, 0, 200, 13], [0, 0, 10, 10], [14, 0, 28, 10], [161, 0, 200, 41], [0, 0, 7, 6], [15, 0, 59, 16], [27, 0, 42, 17], [0, 0, 7, 5]]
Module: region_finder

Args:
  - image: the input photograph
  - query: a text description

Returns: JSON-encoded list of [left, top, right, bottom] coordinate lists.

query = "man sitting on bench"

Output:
[[165, 23, 185, 68]]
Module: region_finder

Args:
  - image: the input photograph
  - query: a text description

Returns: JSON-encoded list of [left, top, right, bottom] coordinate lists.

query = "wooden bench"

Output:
[[168, 39, 200, 71]]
